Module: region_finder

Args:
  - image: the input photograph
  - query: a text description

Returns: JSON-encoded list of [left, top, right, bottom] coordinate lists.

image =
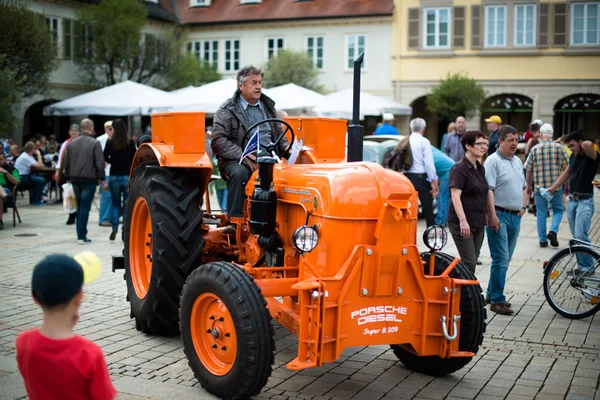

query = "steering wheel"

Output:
[[245, 118, 295, 159]]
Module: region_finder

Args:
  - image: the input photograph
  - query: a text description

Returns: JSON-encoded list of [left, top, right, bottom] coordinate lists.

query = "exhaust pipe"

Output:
[[346, 52, 364, 162]]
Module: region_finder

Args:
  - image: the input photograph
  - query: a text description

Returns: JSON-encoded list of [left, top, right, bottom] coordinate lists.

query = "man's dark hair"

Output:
[[565, 130, 585, 143], [529, 122, 540, 132], [237, 65, 264, 86], [498, 125, 519, 141], [461, 130, 487, 152]]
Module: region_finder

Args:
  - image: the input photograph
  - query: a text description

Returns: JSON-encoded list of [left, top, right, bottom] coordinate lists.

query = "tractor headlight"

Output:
[[423, 225, 448, 251], [292, 225, 319, 253]]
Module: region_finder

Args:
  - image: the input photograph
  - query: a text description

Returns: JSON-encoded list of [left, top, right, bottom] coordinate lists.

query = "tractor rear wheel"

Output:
[[391, 251, 486, 375], [124, 161, 205, 335], [179, 261, 275, 400]]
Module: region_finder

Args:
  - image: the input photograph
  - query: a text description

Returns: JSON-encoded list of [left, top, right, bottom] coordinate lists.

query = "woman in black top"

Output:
[[447, 130, 492, 274], [103, 119, 136, 241]]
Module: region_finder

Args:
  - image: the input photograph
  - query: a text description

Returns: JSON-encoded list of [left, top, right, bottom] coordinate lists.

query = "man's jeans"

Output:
[[109, 176, 130, 232], [567, 197, 595, 271], [535, 188, 564, 243], [486, 210, 522, 304], [435, 173, 450, 226], [216, 188, 228, 212], [19, 174, 45, 203], [72, 183, 97, 240], [99, 179, 113, 225]]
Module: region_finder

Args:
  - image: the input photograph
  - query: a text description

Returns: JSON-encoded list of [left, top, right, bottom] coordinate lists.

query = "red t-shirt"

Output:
[[16, 329, 117, 400]]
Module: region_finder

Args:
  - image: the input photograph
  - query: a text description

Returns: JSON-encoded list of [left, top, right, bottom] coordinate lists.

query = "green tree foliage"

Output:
[[263, 50, 323, 92], [161, 54, 221, 91], [426, 72, 486, 120], [0, 0, 58, 137], [75, 0, 178, 87]]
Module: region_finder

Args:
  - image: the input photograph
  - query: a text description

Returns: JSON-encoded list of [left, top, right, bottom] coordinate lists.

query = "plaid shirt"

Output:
[[523, 139, 569, 188]]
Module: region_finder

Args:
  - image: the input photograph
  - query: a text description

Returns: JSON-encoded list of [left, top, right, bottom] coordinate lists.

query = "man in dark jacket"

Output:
[[63, 118, 105, 244], [211, 65, 290, 234]]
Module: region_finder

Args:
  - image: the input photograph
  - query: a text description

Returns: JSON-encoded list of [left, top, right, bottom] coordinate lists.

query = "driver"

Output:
[[211, 65, 291, 234]]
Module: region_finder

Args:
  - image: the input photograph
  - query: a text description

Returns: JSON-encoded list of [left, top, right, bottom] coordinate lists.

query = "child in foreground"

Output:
[[15, 252, 117, 400]]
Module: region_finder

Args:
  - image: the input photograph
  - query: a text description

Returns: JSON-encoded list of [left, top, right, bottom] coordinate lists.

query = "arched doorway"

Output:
[[411, 96, 446, 148], [553, 94, 600, 139], [480, 94, 533, 134], [23, 100, 71, 143]]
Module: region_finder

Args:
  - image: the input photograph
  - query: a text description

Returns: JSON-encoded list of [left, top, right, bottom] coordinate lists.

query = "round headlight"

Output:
[[292, 225, 319, 253], [423, 225, 448, 251]]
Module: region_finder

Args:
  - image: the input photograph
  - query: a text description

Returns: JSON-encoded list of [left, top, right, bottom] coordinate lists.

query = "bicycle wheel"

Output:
[[543, 245, 600, 319]]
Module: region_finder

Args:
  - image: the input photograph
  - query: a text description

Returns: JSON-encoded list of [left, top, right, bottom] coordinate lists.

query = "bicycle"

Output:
[[543, 238, 600, 319]]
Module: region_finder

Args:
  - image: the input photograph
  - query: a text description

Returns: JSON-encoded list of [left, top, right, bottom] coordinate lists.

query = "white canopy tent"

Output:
[[168, 78, 239, 114], [312, 88, 412, 120], [43, 80, 174, 116], [262, 83, 325, 112]]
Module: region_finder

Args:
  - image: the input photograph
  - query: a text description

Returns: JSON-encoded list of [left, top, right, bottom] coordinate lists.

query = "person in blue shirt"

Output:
[[432, 146, 455, 226], [374, 113, 399, 135]]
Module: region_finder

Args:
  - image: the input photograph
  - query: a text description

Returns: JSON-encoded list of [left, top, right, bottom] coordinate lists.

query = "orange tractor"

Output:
[[113, 60, 486, 400]]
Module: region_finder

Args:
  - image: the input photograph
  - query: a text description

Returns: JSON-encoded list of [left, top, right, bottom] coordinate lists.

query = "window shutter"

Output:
[[538, 3, 549, 48], [553, 3, 567, 47], [453, 6, 465, 48], [73, 20, 83, 60], [471, 5, 482, 49], [408, 8, 420, 50], [63, 18, 72, 59]]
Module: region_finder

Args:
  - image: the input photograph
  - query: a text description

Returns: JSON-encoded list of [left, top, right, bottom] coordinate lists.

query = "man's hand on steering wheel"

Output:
[[245, 118, 295, 160]]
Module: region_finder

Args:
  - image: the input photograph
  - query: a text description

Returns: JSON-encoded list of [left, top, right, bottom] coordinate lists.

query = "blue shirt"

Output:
[[432, 147, 455, 177], [239, 96, 263, 111], [374, 123, 399, 136]]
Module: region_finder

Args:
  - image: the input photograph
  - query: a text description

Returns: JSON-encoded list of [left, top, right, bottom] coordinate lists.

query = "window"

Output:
[[485, 5, 507, 47], [45, 16, 60, 56], [224, 39, 240, 72], [267, 37, 285, 59], [190, 0, 211, 6], [346, 34, 366, 69], [423, 8, 450, 49], [515, 4, 536, 46], [571, 2, 599, 45], [189, 40, 219, 67], [240, 0, 261, 3], [306, 36, 324, 69]]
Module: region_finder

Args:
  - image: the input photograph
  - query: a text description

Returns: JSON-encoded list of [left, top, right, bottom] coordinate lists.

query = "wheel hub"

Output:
[[211, 328, 220, 339]]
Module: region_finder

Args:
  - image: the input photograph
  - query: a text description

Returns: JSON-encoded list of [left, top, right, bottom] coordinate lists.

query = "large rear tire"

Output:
[[124, 161, 205, 334], [391, 252, 486, 375], [179, 261, 275, 400]]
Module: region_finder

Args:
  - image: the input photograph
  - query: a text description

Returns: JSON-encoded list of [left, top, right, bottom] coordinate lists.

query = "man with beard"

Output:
[[211, 65, 291, 235], [484, 125, 528, 315]]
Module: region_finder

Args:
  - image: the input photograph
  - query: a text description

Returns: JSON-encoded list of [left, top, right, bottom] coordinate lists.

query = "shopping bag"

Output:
[[62, 182, 77, 213]]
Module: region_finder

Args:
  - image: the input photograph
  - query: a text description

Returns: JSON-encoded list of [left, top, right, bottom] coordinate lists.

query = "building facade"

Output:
[[393, 0, 600, 145]]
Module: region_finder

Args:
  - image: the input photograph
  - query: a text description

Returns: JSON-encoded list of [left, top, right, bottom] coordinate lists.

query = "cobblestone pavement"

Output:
[[1, 192, 600, 400]]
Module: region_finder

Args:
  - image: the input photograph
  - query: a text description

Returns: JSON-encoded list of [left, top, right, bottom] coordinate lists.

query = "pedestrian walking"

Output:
[[485, 115, 501, 155], [404, 118, 439, 227], [484, 125, 528, 315], [96, 121, 115, 227], [432, 146, 455, 226], [63, 118, 105, 244], [548, 131, 599, 272], [447, 131, 491, 273], [444, 116, 467, 162], [524, 123, 569, 248], [103, 119, 136, 241]]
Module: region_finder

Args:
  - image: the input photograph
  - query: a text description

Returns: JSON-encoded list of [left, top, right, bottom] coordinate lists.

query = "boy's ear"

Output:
[[73, 290, 84, 308]]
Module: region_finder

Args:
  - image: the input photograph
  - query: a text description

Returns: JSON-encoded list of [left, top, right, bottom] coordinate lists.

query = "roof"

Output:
[[166, 0, 394, 26], [146, 1, 179, 23]]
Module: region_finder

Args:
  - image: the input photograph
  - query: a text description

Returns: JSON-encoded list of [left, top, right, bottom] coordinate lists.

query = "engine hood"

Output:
[[271, 162, 418, 219]]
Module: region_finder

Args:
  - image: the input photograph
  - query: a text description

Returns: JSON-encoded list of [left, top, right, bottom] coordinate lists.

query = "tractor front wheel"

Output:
[[179, 261, 275, 400], [391, 251, 486, 375]]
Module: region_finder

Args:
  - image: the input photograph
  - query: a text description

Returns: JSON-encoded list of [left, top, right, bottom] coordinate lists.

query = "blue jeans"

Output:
[[109, 176, 129, 232], [72, 183, 97, 240], [216, 188, 228, 212], [486, 211, 522, 304], [567, 197, 595, 271], [99, 180, 113, 224], [19, 174, 45, 203], [435, 173, 450, 226], [535, 189, 564, 243]]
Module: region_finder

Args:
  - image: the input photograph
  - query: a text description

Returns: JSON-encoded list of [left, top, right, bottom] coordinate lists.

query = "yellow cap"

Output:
[[73, 251, 102, 284], [485, 115, 502, 124]]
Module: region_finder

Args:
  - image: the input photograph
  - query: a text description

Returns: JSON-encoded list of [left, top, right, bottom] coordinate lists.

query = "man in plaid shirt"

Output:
[[524, 123, 569, 247]]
